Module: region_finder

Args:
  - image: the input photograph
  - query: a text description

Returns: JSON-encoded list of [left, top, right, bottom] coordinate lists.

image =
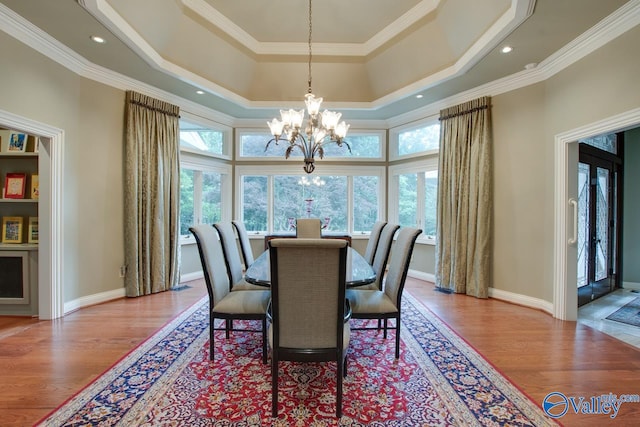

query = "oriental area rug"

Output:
[[606, 297, 640, 327], [36, 293, 556, 426]]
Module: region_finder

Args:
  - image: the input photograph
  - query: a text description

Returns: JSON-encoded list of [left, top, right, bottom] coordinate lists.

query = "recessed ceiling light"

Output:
[[90, 35, 106, 44], [501, 46, 513, 54], [416, 94, 423, 99], [196, 90, 205, 95]]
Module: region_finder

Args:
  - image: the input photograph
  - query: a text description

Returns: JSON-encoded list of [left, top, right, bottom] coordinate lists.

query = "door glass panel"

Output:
[[579, 133, 617, 154], [577, 162, 590, 288], [595, 167, 609, 281]]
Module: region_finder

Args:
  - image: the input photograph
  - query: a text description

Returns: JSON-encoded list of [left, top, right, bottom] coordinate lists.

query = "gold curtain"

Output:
[[436, 96, 492, 298], [124, 91, 181, 297]]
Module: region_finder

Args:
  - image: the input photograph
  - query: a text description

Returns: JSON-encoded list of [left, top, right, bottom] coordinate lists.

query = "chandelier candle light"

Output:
[[266, 0, 351, 174]]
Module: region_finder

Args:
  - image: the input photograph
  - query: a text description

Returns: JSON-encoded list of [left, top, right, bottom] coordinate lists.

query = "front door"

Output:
[[577, 141, 622, 306]]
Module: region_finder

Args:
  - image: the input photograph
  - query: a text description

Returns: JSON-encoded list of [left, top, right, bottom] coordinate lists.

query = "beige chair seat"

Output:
[[214, 289, 270, 314], [231, 278, 266, 291], [346, 289, 397, 314]]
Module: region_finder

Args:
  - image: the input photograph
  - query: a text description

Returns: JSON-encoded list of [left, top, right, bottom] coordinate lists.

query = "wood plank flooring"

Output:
[[0, 278, 639, 426]]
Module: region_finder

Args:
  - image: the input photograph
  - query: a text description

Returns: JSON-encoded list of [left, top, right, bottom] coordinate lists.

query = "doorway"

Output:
[[577, 134, 623, 307]]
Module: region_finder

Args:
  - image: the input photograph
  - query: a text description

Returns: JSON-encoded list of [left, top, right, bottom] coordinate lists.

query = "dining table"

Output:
[[244, 246, 376, 288]]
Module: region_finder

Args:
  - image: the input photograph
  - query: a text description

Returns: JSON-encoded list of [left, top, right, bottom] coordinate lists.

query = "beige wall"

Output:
[[490, 25, 640, 301], [0, 31, 126, 302]]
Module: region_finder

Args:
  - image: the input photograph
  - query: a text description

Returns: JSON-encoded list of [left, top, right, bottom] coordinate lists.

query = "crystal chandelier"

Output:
[[266, 0, 351, 174]]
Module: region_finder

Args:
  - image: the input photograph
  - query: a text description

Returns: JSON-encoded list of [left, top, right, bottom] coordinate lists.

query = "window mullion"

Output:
[[417, 172, 426, 229], [194, 170, 203, 224]]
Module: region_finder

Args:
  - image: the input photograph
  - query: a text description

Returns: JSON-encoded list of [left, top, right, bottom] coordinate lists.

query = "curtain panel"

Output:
[[436, 96, 493, 298], [124, 91, 181, 297]]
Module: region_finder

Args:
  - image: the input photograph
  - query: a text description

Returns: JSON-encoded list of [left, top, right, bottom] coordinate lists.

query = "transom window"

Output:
[[390, 119, 440, 160], [237, 129, 385, 161]]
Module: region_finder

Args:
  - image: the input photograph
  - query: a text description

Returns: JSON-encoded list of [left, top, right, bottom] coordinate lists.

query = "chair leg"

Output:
[[225, 319, 231, 339], [395, 315, 401, 359], [383, 318, 388, 339], [209, 316, 215, 361], [262, 317, 267, 364], [272, 354, 279, 417], [336, 354, 344, 418]]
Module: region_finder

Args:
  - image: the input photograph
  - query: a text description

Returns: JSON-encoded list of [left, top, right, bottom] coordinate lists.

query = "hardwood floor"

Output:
[[1, 278, 639, 426]]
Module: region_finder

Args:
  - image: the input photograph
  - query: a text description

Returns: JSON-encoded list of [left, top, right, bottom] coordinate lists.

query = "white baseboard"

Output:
[[407, 269, 435, 283], [64, 288, 126, 314], [180, 271, 204, 284], [488, 287, 554, 315], [407, 270, 553, 316], [63, 271, 205, 315], [623, 281, 640, 291]]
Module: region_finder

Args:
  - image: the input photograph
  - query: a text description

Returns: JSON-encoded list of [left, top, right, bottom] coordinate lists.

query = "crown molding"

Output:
[[387, 0, 640, 128], [182, 0, 441, 57]]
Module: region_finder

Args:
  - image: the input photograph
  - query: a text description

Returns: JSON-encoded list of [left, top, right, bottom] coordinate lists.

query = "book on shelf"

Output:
[[4, 173, 27, 199], [28, 216, 38, 243], [2, 216, 24, 243], [30, 174, 39, 200]]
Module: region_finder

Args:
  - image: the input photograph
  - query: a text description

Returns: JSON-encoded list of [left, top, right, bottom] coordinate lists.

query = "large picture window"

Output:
[[236, 166, 385, 235]]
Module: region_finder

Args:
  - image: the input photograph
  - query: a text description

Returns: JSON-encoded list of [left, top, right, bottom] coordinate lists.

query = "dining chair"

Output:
[[268, 238, 351, 418], [363, 221, 388, 265], [295, 218, 322, 238], [214, 221, 264, 291], [189, 224, 270, 363], [356, 223, 399, 291], [232, 220, 254, 268], [346, 227, 421, 358]]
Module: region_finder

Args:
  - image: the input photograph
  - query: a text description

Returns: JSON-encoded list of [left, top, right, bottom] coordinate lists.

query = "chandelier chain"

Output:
[[265, 0, 351, 174], [307, 0, 312, 94]]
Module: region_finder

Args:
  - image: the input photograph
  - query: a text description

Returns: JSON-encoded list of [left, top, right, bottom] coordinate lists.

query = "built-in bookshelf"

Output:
[[0, 128, 38, 313]]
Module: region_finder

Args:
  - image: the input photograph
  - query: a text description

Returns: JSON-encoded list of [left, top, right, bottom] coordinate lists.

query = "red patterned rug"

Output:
[[36, 292, 556, 426]]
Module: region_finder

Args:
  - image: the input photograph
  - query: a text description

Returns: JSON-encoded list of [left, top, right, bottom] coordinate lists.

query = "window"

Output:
[[390, 119, 440, 160], [179, 119, 232, 242], [353, 175, 380, 233], [180, 118, 232, 159], [179, 162, 231, 239], [237, 129, 385, 161], [236, 165, 385, 235], [389, 159, 438, 242], [240, 175, 268, 232], [179, 168, 223, 235]]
